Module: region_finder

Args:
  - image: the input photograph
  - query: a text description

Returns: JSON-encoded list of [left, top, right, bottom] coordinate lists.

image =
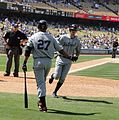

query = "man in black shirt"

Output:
[[3, 24, 28, 77], [112, 39, 119, 58]]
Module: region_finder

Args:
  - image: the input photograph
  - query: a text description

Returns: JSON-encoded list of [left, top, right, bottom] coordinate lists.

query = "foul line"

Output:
[[68, 60, 111, 74]]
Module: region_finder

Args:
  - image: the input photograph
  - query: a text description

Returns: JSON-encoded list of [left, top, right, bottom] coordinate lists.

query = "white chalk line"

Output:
[[47, 59, 112, 78], [68, 60, 111, 74]]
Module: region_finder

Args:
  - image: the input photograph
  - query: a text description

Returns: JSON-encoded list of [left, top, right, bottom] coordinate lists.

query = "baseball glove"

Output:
[[67, 56, 78, 62], [71, 56, 78, 62]]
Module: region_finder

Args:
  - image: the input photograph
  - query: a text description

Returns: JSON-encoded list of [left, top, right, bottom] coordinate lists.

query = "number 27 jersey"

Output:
[[26, 31, 63, 59]]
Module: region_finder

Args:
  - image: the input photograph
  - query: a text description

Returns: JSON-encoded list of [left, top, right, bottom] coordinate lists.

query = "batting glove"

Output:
[[67, 55, 73, 60], [22, 63, 27, 72]]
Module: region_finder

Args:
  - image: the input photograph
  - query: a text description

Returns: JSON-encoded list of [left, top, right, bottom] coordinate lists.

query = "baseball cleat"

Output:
[[13, 73, 19, 77], [49, 73, 54, 84], [4, 73, 10, 76], [52, 92, 58, 98], [37, 101, 47, 112], [40, 107, 47, 112]]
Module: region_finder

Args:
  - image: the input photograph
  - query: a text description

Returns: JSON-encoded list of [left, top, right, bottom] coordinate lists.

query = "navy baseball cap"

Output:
[[69, 24, 78, 31]]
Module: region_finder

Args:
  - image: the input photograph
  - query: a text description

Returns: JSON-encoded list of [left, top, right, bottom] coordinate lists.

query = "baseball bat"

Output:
[[24, 71, 28, 108]]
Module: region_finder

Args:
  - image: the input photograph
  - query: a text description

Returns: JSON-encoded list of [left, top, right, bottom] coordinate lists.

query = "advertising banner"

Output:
[[74, 12, 119, 22]]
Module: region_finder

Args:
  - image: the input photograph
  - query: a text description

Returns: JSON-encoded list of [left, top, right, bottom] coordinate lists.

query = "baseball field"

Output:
[[0, 54, 119, 120]]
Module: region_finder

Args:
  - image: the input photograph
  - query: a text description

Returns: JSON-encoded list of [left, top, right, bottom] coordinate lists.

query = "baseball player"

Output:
[[112, 38, 118, 58], [22, 20, 73, 112], [49, 24, 81, 98]]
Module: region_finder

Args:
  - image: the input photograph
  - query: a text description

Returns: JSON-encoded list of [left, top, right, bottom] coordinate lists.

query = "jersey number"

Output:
[[37, 40, 50, 50]]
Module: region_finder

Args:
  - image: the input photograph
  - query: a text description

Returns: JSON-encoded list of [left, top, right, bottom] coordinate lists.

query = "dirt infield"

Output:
[[0, 58, 119, 97]]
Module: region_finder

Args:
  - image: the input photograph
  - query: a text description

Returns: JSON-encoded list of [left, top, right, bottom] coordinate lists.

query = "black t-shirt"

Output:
[[4, 30, 27, 47], [113, 41, 118, 48]]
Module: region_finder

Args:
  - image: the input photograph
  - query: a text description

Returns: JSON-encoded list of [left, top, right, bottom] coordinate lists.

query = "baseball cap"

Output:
[[38, 20, 48, 31], [69, 24, 78, 31]]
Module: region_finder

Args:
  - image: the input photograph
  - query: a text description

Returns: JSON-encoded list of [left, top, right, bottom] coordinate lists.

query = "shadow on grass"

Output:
[[48, 108, 100, 115], [28, 108, 100, 116], [61, 96, 113, 104]]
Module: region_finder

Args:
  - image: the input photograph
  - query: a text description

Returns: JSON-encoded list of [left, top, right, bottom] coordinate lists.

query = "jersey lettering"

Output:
[[63, 42, 76, 46], [37, 40, 50, 50]]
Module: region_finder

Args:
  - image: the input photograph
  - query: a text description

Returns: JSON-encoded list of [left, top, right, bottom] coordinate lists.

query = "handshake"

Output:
[[22, 63, 27, 72], [68, 56, 78, 62]]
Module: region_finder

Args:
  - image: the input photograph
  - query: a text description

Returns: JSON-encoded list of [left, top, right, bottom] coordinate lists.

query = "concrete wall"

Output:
[[80, 48, 110, 54], [0, 47, 113, 54]]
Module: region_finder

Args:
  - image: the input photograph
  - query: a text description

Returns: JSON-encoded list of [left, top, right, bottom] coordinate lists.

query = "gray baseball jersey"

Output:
[[53, 34, 81, 83], [27, 31, 63, 59], [26, 31, 63, 97], [57, 34, 81, 56]]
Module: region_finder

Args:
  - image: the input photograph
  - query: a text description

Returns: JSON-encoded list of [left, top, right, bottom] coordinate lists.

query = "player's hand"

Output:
[[67, 55, 73, 60], [67, 56, 78, 62], [22, 63, 27, 72], [72, 56, 78, 62]]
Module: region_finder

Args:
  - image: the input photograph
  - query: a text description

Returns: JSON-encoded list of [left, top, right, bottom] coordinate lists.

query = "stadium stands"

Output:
[[29, 2, 56, 10], [27, 0, 118, 16], [1, 0, 118, 16], [0, 0, 118, 54]]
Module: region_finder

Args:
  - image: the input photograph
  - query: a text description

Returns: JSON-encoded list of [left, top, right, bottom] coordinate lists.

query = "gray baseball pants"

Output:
[[33, 58, 52, 98]]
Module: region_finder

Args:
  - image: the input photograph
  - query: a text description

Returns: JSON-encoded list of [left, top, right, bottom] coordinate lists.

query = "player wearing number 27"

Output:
[[49, 24, 81, 98], [22, 20, 72, 112]]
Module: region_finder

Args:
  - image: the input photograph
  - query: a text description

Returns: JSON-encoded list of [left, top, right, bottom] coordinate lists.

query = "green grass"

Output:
[[75, 55, 110, 63], [0, 55, 34, 72], [71, 63, 119, 80], [0, 92, 119, 120], [0, 54, 110, 72]]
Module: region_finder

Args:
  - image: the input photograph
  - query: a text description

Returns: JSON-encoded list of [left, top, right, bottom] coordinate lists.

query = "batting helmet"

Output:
[[38, 20, 48, 31], [69, 24, 78, 31]]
